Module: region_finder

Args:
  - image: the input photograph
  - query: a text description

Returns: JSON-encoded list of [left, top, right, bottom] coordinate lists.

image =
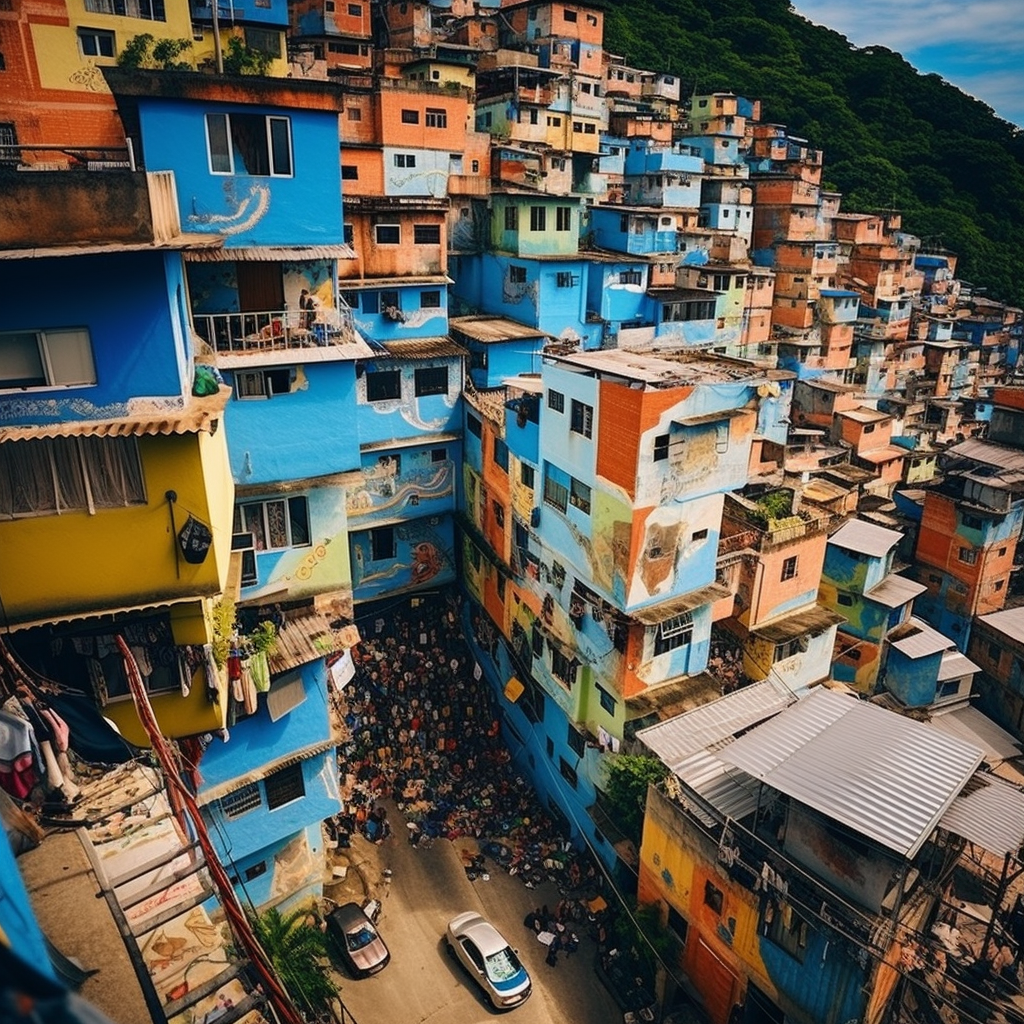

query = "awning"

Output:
[[266, 614, 359, 675], [184, 244, 356, 262], [750, 606, 845, 644], [0, 386, 230, 442], [629, 583, 732, 625]]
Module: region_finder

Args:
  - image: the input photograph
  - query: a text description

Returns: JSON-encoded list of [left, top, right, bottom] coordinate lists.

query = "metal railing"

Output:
[[193, 306, 357, 355]]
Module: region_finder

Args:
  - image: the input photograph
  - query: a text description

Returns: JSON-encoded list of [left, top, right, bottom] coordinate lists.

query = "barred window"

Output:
[[221, 782, 261, 819], [265, 763, 305, 809]]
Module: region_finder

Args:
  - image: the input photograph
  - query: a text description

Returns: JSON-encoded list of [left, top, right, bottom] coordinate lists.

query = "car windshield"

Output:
[[347, 924, 377, 952], [484, 946, 523, 983]]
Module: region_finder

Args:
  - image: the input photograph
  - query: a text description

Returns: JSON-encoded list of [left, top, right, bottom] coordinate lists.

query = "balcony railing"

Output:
[[194, 306, 358, 355]]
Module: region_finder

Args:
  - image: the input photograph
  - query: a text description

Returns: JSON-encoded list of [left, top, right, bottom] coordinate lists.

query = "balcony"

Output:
[[194, 306, 360, 357]]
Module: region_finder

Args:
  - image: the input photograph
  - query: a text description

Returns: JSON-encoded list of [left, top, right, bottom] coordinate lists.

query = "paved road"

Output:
[[331, 827, 623, 1024]]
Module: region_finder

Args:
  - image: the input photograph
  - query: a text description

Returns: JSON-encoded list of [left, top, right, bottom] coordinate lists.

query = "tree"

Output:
[[250, 907, 338, 1015], [117, 34, 192, 70], [605, 754, 668, 845], [222, 37, 273, 76]]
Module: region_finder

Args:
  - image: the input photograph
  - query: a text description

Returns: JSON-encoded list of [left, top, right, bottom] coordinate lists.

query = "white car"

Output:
[[445, 911, 532, 1010]]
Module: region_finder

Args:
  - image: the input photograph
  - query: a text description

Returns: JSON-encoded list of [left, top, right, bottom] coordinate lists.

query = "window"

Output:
[[243, 861, 267, 882], [563, 7, 577, 20], [619, 270, 642, 285], [366, 370, 401, 402], [78, 28, 115, 57], [346, 107, 362, 121], [504, 206, 519, 231], [414, 366, 448, 397], [493, 501, 505, 528], [556, 272, 574, 288], [375, 224, 400, 245], [265, 763, 305, 810], [766, 904, 808, 963], [692, 528, 708, 541], [703, 880, 723, 915], [559, 756, 578, 788], [556, 206, 572, 231], [551, 649, 576, 686], [548, 389, 565, 413], [781, 556, 798, 581], [653, 433, 669, 462], [597, 685, 616, 715], [962, 513, 984, 530], [493, 437, 509, 472], [567, 724, 586, 756], [471, 159, 479, 173], [529, 206, 547, 232], [371, 526, 395, 561], [543, 473, 568, 513], [467, 413, 482, 438], [401, 109, 420, 124], [548, 116, 562, 127], [569, 477, 591, 514], [244, 26, 281, 57], [0, 435, 146, 518], [341, 164, 358, 179], [235, 368, 291, 400], [420, 290, 441, 309], [413, 224, 441, 244], [509, 265, 527, 284], [394, 153, 416, 167], [425, 108, 447, 128], [584, 123, 596, 134], [347, 1, 361, 12], [380, 290, 400, 312], [663, 300, 716, 322], [521, 464, 535, 488], [85, 0, 165, 20], [654, 612, 692, 656], [837, 593, 854, 607], [959, 547, 978, 565], [205, 113, 291, 177], [221, 782, 261, 819], [570, 399, 593, 438], [989, 642, 1002, 662], [235, 497, 310, 551], [1, 328, 96, 389], [343, 223, 354, 245]]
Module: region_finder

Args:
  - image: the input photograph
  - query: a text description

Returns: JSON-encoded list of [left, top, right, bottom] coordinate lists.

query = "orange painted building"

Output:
[[339, 196, 448, 281]]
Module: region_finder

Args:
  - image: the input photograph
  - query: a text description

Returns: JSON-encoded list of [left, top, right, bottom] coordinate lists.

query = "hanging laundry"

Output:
[[0, 708, 41, 800], [177, 649, 193, 697], [129, 645, 153, 680]]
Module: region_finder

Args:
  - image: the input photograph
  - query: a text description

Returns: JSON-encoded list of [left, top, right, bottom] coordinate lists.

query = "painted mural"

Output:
[[350, 516, 456, 599], [355, 361, 460, 434], [346, 448, 455, 524]]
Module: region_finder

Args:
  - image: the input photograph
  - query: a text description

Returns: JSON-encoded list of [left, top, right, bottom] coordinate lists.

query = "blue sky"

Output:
[[792, 0, 1024, 128]]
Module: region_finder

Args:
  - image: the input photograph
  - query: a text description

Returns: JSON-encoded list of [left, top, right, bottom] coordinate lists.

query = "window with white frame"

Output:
[[1, 328, 96, 390], [570, 399, 593, 438], [84, 0, 165, 19], [234, 496, 311, 552], [653, 612, 692, 656], [205, 113, 292, 176], [78, 27, 115, 57], [0, 435, 146, 518]]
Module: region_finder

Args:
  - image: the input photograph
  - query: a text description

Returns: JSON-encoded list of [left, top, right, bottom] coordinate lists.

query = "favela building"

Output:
[[2, 2, 1024, 1023]]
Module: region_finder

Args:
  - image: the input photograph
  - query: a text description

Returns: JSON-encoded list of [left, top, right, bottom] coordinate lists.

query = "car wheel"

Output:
[[445, 940, 455, 959]]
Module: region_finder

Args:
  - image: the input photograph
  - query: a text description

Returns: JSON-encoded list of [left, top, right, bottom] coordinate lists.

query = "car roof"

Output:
[[328, 902, 372, 930], [456, 915, 509, 956]]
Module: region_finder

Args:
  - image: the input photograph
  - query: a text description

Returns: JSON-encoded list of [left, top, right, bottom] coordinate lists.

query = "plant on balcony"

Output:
[[118, 34, 193, 70], [604, 754, 669, 847], [749, 490, 792, 527], [223, 37, 273, 77]]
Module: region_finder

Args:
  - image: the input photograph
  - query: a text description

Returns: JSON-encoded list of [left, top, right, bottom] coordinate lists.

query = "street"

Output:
[[329, 822, 624, 1024]]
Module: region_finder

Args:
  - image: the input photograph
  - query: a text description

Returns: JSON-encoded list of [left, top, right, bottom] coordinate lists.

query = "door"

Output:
[[691, 937, 737, 1024], [236, 262, 284, 312]]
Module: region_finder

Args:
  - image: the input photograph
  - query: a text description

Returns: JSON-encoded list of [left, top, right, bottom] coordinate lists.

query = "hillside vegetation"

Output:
[[603, 0, 1024, 308]]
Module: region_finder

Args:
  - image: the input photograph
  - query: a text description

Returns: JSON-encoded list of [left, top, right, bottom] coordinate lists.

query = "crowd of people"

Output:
[[333, 590, 604, 898]]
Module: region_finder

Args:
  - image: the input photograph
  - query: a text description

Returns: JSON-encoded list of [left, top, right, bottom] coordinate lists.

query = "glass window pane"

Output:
[[207, 114, 231, 173], [265, 499, 288, 548], [243, 503, 267, 549], [46, 329, 96, 386], [269, 117, 292, 176], [0, 332, 45, 387], [288, 496, 310, 546]]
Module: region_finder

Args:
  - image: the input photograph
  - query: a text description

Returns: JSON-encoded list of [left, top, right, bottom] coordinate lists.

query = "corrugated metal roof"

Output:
[[977, 605, 1024, 641], [857, 446, 907, 465], [937, 651, 981, 681], [449, 315, 548, 344], [636, 677, 796, 772], [887, 617, 955, 659], [0, 233, 223, 260], [629, 582, 733, 625], [750, 605, 845, 644], [839, 407, 890, 423], [197, 737, 338, 805], [828, 519, 903, 557], [865, 575, 927, 608], [717, 687, 985, 858], [266, 614, 359, 675], [946, 437, 1024, 472], [377, 336, 467, 359], [184, 243, 356, 262], [0, 386, 230, 442], [928, 706, 1020, 762], [939, 773, 1024, 856], [673, 746, 760, 823]]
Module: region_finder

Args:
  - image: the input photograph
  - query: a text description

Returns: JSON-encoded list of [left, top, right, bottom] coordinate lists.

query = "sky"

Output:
[[792, 0, 1024, 129]]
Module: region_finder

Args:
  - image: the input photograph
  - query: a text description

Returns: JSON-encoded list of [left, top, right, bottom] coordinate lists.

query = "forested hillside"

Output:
[[603, 0, 1024, 308]]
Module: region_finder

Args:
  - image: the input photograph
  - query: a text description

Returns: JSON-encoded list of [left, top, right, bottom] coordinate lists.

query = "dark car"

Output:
[[325, 902, 391, 977]]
